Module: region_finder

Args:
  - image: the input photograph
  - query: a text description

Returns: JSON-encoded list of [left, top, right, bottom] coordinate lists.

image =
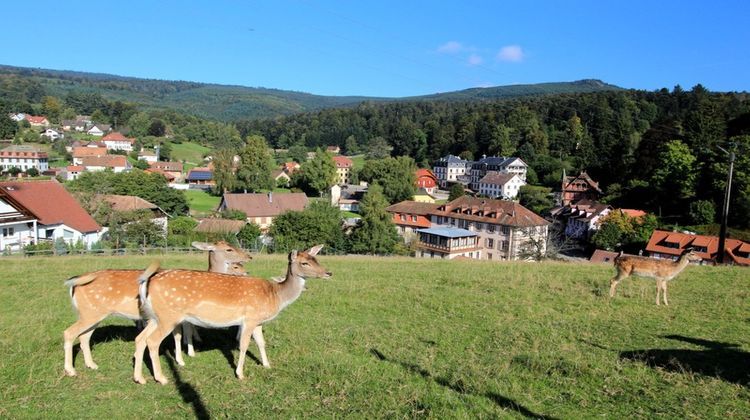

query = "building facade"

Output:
[[0, 145, 49, 172], [332, 156, 353, 185], [469, 156, 528, 191], [433, 155, 471, 188]]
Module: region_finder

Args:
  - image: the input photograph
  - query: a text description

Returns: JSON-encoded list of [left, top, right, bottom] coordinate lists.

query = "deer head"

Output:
[[289, 244, 332, 279], [192, 241, 252, 273]]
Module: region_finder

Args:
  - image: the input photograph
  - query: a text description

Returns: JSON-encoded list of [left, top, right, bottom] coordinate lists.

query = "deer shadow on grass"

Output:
[[165, 355, 210, 420], [188, 327, 263, 370], [370, 348, 558, 420], [620, 335, 750, 386]]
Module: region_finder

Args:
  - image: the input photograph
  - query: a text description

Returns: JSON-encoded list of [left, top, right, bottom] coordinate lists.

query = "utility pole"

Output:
[[717, 145, 735, 264]]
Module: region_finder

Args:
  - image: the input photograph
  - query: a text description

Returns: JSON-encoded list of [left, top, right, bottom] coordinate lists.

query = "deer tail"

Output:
[[137, 261, 161, 320], [63, 272, 98, 289]]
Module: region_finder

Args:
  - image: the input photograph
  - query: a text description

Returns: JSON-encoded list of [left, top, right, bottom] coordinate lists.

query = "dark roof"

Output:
[[220, 192, 308, 217], [97, 194, 162, 213], [187, 170, 213, 181], [478, 172, 517, 185], [0, 180, 101, 233], [434, 195, 549, 227], [194, 218, 246, 234]]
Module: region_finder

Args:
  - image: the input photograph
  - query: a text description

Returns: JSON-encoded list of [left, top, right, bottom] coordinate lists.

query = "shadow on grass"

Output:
[[165, 356, 210, 420], [370, 348, 558, 419], [189, 327, 263, 370], [620, 335, 750, 386]]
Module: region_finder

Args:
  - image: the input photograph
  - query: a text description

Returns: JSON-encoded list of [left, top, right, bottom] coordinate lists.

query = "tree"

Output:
[[235, 135, 274, 192], [127, 112, 151, 137], [25, 167, 39, 177], [689, 200, 716, 225], [344, 135, 360, 155], [288, 145, 308, 163], [41, 96, 62, 122], [347, 184, 399, 254], [359, 156, 417, 203], [269, 201, 344, 252], [651, 140, 697, 201], [237, 222, 262, 248], [366, 136, 392, 159], [221, 209, 247, 220], [0, 115, 17, 140], [448, 183, 465, 201], [148, 119, 167, 137], [134, 160, 150, 170], [295, 148, 336, 196], [212, 148, 238, 195], [518, 185, 553, 215]]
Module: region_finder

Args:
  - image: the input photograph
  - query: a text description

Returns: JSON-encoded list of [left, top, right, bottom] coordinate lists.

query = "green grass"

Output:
[[169, 141, 211, 170], [350, 154, 365, 170], [1, 255, 748, 418], [184, 189, 220, 214]]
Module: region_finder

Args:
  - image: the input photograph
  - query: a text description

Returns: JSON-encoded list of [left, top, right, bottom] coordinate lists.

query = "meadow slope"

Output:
[[1, 254, 748, 418]]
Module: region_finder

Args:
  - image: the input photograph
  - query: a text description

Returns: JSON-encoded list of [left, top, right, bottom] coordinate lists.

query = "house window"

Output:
[[400, 215, 406, 221], [501, 241, 509, 251], [488, 224, 496, 233], [412, 215, 417, 222], [486, 238, 494, 248], [502, 226, 510, 235], [2, 227, 14, 237], [488, 253, 493, 260]]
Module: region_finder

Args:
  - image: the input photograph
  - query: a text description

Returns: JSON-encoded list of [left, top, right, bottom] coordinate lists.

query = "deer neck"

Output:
[[207, 251, 228, 274], [675, 255, 692, 272], [275, 264, 306, 310]]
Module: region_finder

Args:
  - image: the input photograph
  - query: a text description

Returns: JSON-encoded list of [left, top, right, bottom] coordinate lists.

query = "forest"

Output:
[[238, 86, 750, 228]]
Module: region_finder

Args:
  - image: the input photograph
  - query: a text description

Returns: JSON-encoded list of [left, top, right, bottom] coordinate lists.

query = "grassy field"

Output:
[[1, 255, 748, 418], [184, 189, 220, 215], [169, 142, 211, 170]]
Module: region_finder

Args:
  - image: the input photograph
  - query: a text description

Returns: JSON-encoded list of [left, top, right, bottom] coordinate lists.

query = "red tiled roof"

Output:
[[26, 115, 48, 124], [620, 209, 647, 218], [101, 132, 135, 143], [150, 161, 183, 172], [221, 192, 308, 217], [66, 165, 85, 171], [81, 155, 129, 168], [0, 180, 101, 233], [646, 230, 750, 265], [333, 156, 353, 168], [386, 200, 439, 216], [72, 147, 108, 158], [590, 249, 620, 264]]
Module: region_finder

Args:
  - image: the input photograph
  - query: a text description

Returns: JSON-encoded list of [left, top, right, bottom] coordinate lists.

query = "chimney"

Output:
[[268, 192, 273, 203]]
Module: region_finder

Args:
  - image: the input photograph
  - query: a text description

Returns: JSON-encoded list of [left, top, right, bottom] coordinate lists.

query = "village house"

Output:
[[413, 188, 436, 203], [41, 128, 62, 141], [96, 194, 169, 232], [426, 195, 550, 261], [63, 165, 85, 181], [0, 180, 105, 248], [86, 124, 111, 136], [550, 199, 612, 240], [72, 146, 108, 165], [330, 184, 366, 212], [186, 168, 214, 188], [80, 155, 131, 173], [469, 155, 528, 190], [433, 154, 471, 188], [271, 169, 291, 187], [646, 230, 750, 266], [218, 192, 308, 232], [477, 172, 525, 199], [150, 161, 183, 180], [0, 145, 49, 172], [282, 161, 301, 175], [101, 132, 136, 152], [138, 149, 158, 163], [0, 186, 38, 252], [415, 168, 438, 195], [415, 227, 481, 260], [385, 200, 436, 241], [25, 115, 50, 127], [326, 145, 341, 154], [561, 171, 603, 205], [332, 155, 353, 185]]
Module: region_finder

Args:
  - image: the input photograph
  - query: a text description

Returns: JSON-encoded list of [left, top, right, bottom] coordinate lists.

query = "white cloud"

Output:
[[437, 41, 464, 54], [497, 45, 524, 62], [468, 54, 483, 66]]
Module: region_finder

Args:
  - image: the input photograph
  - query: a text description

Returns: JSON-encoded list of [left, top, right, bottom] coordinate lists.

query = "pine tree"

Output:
[[348, 184, 399, 254]]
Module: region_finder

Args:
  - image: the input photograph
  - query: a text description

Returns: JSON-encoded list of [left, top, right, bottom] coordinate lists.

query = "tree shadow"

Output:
[[370, 348, 558, 419], [619, 335, 750, 386], [165, 355, 210, 419]]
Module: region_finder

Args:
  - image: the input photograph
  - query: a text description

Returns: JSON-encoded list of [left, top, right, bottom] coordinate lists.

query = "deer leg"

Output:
[[78, 329, 99, 370], [63, 317, 103, 376], [172, 326, 185, 367], [133, 320, 158, 384], [182, 322, 197, 357], [609, 272, 626, 297], [663, 281, 669, 306], [252, 325, 270, 368], [146, 323, 177, 385], [235, 322, 257, 380], [655, 280, 662, 305]]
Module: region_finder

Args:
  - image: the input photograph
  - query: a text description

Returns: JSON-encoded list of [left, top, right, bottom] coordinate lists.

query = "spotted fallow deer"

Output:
[[62, 241, 250, 377], [133, 245, 332, 385], [609, 248, 702, 305]]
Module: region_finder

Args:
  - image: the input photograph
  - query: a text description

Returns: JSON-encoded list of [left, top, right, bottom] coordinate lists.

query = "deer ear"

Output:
[[307, 244, 324, 256], [192, 241, 215, 251], [289, 250, 298, 262]]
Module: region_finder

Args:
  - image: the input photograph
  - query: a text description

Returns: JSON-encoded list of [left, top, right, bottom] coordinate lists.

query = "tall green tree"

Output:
[[359, 156, 417, 203], [269, 201, 344, 252], [295, 148, 337, 196], [347, 184, 399, 254], [212, 148, 238, 195], [448, 183, 465, 201], [235, 135, 274, 192]]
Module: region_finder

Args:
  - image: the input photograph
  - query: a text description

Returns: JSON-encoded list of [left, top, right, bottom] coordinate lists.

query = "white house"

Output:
[[87, 124, 111, 136], [41, 128, 63, 141], [433, 155, 471, 188], [101, 132, 136, 152], [0, 145, 49, 172], [470, 155, 528, 190], [80, 155, 131, 173], [0, 187, 38, 252], [477, 172, 526, 199], [0, 180, 106, 248]]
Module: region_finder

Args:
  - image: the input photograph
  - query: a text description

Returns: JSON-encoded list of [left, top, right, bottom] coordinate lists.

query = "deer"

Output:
[[133, 245, 332, 385], [608, 248, 702, 305], [63, 241, 250, 377]]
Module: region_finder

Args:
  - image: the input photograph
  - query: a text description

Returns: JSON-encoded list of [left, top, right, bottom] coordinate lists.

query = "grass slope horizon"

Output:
[[1, 253, 748, 418], [0, 64, 622, 121]]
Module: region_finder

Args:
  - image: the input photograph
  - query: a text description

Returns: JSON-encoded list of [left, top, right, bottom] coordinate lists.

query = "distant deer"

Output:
[[609, 248, 702, 305], [133, 245, 332, 385], [63, 241, 250, 377]]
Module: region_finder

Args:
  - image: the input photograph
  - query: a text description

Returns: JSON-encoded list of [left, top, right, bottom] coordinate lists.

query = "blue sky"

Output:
[[2, 1, 749, 97]]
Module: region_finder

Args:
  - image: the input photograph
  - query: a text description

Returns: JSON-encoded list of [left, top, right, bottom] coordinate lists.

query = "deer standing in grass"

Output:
[[63, 241, 250, 377], [133, 245, 331, 385], [609, 248, 701, 305]]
